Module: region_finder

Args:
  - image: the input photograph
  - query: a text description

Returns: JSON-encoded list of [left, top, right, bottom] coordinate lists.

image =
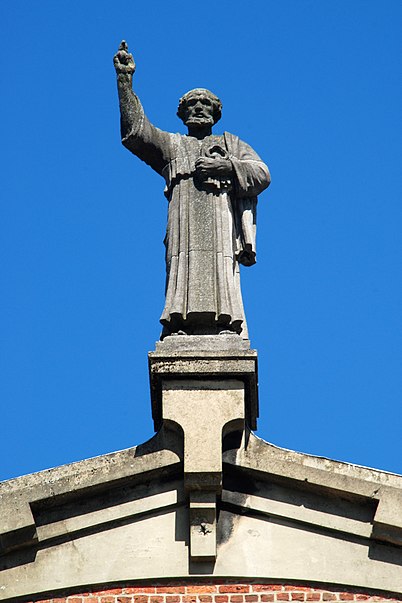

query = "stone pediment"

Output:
[[1, 424, 401, 599]]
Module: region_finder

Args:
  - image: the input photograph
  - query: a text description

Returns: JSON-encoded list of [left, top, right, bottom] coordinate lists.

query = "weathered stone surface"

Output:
[[161, 378, 245, 560], [156, 334, 251, 352], [0, 426, 182, 556], [224, 431, 402, 548], [114, 42, 270, 339], [1, 432, 402, 598], [149, 338, 258, 431], [189, 491, 217, 561], [162, 379, 244, 483], [158, 375, 246, 561]]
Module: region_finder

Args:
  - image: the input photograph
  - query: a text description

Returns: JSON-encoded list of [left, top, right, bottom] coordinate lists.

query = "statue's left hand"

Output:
[[195, 157, 233, 178]]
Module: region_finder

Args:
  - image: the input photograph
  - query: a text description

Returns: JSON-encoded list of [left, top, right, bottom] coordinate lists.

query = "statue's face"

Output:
[[182, 94, 215, 128]]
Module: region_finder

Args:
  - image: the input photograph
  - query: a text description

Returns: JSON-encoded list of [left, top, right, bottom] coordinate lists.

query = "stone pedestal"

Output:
[[148, 334, 259, 561], [149, 334, 259, 431]]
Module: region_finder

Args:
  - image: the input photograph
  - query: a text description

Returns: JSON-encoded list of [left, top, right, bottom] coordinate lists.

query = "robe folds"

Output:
[[122, 101, 270, 338]]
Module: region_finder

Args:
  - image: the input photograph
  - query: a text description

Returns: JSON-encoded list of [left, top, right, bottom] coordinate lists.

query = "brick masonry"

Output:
[[23, 583, 402, 603]]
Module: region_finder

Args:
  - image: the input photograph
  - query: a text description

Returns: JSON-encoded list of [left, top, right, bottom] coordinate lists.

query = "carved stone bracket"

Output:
[[148, 335, 258, 561]]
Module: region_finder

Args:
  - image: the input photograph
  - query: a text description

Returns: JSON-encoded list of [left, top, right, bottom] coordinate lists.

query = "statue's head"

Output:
[[177, 88, 222, 129]]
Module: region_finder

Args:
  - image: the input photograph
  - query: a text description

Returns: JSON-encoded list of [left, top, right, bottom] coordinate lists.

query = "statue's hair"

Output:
[[177, 88, 222, 124]]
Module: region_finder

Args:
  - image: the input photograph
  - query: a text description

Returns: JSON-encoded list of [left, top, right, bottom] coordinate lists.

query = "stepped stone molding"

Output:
[[1, 430, 402, 598], [1, 337, 401, 598]]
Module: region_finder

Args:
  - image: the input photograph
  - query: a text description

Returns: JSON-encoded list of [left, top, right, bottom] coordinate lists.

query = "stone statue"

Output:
[[114, 42, 270, 339]]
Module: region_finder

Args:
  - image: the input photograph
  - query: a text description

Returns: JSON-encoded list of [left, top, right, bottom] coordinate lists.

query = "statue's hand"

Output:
[[195, 157, 233, 178], [113, 40, 136, 75]]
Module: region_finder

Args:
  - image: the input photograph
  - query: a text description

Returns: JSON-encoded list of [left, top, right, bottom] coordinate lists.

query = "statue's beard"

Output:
[[185, 115, 214, 127]]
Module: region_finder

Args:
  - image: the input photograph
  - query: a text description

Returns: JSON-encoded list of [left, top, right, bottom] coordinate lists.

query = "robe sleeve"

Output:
[[224, 132, 271, 266], [227, 137, 271, 197], [121, 93, 173, 176]]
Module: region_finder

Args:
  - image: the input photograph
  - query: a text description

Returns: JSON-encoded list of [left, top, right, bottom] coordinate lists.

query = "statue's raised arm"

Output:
[[113, 41, 137, 140], [113, 41, 171, 175]]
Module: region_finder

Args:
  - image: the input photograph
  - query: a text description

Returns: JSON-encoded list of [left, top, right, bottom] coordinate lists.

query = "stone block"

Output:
[[149, 336, 259, 431]]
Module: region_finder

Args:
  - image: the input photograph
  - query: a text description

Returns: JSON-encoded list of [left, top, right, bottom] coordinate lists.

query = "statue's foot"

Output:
[[171, 330, 188, 336], [219, 329, 237, 335]]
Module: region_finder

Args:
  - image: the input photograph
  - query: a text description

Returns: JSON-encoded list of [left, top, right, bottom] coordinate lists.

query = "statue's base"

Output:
[[156, 333, 250, 353], [148, 334, 259, 561], [148, 334, 258, 432]]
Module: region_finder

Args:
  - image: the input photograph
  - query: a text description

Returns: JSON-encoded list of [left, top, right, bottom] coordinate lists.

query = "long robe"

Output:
[[122, 101, 270, 338]]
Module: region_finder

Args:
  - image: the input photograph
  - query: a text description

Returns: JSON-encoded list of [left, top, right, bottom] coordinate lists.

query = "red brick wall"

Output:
[[27, 584, 402, 603]]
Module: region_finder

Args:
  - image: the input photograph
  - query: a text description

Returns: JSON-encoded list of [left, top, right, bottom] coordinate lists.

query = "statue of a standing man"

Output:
[[114, 42, 270, 339]]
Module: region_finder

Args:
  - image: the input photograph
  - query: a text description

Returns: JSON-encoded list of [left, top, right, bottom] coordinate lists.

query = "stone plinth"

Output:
[[148, 335, 258, 561], [148, 334, 259, 432]]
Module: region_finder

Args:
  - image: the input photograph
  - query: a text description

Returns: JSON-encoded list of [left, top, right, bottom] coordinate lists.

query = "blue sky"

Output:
[[1, 1, 401, 481]]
